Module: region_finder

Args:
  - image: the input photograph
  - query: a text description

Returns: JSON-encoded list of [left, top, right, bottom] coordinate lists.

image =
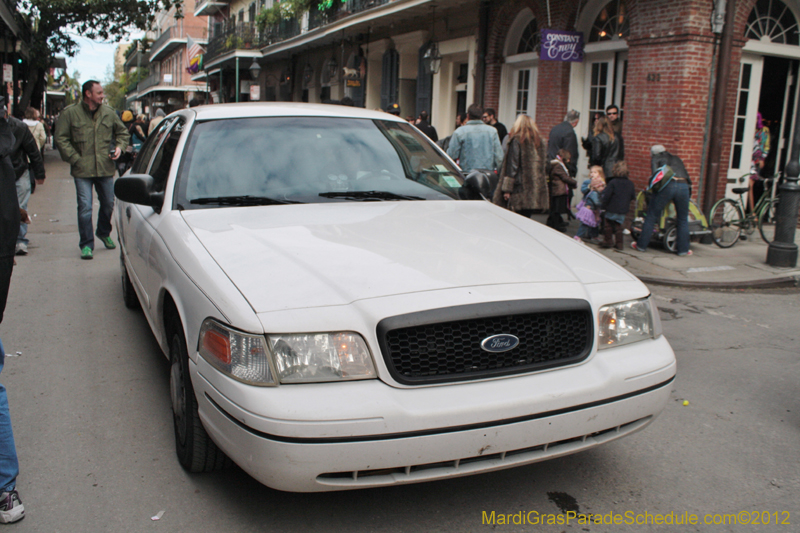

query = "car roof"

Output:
[[189, 102, 403, 122]]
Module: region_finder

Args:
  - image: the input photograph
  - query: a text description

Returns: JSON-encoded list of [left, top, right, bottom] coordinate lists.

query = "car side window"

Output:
[[149, 118, 186, 193], [131, 117, 174, 175]]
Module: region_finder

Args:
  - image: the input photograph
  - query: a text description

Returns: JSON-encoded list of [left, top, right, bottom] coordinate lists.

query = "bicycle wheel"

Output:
[[709, 198, 743, 248], [758, 198, 780, 243]]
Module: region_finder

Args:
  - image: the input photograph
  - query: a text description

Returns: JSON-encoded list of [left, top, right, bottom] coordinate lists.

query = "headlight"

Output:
[[267, 333, 376, 383], [597, 296, 662, 349], [198, 320, 276, 385]]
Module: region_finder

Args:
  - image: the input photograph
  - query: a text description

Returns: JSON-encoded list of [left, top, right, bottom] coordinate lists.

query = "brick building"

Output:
[[192, 0, 797, 205], [125, 0, 209, 115]]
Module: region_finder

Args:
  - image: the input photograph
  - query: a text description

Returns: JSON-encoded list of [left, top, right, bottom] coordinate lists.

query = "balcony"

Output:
[[309, 0, 390, 31], [195, 0, 228, 17], [205, 20, 300, 64], [150, 25, 207, 61], [124, 47, 145, 70]]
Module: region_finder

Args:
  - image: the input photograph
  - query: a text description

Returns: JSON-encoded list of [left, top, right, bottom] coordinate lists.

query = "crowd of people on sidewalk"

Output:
[[435, 101, 694, 256]]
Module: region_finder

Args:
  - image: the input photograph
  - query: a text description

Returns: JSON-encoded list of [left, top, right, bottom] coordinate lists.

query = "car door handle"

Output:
[[126, 206, 131, 221]]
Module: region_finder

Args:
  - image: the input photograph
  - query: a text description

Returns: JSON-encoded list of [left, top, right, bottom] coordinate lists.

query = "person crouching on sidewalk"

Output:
[[600, 160, 636, 250], [546, 149, 577, 232]]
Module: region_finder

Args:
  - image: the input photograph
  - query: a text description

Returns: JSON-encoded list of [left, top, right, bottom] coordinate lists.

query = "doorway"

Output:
[[728, 53, 800, 198]]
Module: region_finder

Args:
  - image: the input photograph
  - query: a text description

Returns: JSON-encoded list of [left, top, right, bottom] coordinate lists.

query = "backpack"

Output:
[[648, 164, 674, 193]]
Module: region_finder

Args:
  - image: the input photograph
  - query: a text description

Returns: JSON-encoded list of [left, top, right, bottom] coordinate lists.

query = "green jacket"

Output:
[[54, 102, 130, 178]]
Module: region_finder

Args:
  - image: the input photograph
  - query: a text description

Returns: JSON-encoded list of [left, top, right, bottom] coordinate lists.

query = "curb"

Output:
[[635, 274, 800, 290]]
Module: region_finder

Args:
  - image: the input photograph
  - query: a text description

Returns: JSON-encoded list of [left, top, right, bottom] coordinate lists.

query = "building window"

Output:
[[589, 0, 629, 42], [746, 0, 799, 45], [517, 19, 539, 54], [515, 69, 532, 116]]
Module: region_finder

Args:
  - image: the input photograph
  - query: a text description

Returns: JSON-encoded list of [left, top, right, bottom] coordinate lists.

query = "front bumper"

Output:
[[192, 335, 676, 492]]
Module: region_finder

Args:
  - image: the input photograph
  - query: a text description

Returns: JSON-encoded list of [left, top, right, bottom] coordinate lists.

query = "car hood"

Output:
[[180, 201, 634, 313]]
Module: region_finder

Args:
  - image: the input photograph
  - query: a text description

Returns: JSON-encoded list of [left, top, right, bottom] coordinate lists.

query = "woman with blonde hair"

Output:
[[492, 114, 548, 217], [590, 115, 619, 179]]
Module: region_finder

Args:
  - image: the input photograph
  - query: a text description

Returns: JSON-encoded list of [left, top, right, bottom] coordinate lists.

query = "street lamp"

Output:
[[249, 59, 262, 80], [423, 42, 442, 75]]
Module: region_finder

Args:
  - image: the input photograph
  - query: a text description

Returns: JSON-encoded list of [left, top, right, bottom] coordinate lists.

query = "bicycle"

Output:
[[708, 174, 779, 248]]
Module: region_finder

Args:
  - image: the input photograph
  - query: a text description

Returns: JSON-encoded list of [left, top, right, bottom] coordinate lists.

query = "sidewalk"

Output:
[[532, 214, 800, 289]]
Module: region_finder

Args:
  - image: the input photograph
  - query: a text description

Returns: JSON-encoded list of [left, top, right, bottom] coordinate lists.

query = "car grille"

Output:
[[377, 300, 593, 385]]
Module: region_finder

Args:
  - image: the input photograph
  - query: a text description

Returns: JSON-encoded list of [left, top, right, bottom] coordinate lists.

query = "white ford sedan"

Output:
[[114, 103, 676, 492]]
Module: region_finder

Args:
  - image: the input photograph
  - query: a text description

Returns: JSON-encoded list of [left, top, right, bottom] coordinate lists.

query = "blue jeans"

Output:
[[0, 339, 18, 493], [15, 171, 30, 246], [75, 177, 115, 250], [636, 180, 691, 254]]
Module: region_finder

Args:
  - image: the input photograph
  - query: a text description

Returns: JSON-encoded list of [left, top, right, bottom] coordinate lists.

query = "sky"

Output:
[[67, 34, 141, 83]]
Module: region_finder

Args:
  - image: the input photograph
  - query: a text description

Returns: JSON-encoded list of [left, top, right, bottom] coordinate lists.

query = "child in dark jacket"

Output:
[[546, 149, 577, 232], [600, 160, 636, 250]]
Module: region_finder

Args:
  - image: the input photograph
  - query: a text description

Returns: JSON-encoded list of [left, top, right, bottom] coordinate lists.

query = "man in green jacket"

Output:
[[55, 80, 129, 260]]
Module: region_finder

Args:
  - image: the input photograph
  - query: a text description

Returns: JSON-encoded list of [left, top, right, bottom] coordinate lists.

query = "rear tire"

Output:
[[120, 252, 140, 310], [169, 317, 228, 473], [709, 198, 742, 248], [758, 198, 779, 243]]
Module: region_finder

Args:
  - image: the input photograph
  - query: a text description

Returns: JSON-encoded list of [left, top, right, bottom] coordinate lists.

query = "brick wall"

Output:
[[483, 0, 773, 207]]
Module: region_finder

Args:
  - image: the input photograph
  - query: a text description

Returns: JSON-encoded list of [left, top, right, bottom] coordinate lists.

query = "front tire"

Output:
[[709, 198, 742, 248], [663, 224, 678, 253], [169, 318, 228, 473]]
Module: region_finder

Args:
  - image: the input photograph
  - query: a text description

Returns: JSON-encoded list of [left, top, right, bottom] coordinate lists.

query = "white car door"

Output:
[[120, 117, 182, 316]]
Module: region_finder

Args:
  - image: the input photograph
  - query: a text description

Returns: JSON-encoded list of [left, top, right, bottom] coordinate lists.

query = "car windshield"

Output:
[[175, 116, 465, 209]]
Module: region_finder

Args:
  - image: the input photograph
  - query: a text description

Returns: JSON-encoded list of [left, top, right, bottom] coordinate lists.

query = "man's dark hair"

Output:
[[82, 80, 101, 99], [340, 96, 354, 106], [419, 110, 429, 122], [467, 104, 483, 120], [484, 108, 496, 118], [189, 98, 201, 107], [605, 104, 619, 115]]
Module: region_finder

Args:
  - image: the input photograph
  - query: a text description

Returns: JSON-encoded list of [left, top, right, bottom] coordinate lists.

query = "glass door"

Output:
[[727, 54, 763, 195]]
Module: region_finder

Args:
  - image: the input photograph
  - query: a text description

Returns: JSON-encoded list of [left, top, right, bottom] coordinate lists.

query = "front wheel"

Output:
[[169, 318, 228, 473], [663, 224, 678, 253], [758, 198, 780, 243], [709, 198, 743, 248]]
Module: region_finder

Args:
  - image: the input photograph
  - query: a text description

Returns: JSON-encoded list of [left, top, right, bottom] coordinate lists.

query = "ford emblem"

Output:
[[480, 334, 519, 353]]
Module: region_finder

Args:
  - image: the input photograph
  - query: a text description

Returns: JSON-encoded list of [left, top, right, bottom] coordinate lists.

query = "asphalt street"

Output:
[[0, 151, 798, 532]]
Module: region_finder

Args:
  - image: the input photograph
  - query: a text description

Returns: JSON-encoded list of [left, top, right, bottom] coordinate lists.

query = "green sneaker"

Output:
[[81, 246, 93, 260], [100, 236, 116, 249]]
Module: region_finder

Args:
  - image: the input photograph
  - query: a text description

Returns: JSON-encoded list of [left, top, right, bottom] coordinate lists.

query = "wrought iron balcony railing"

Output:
[[205, 20, 300, 63]]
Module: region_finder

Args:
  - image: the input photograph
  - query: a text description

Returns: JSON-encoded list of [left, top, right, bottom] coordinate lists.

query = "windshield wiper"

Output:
[[318, 190, 424, 201], [190, 195, 301, 206]]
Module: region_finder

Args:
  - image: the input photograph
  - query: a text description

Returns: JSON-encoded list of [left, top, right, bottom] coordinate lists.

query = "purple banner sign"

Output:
[[540, 30, 584, 62]]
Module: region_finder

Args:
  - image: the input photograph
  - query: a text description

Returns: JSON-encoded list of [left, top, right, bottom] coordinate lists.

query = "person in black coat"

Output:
[[415, 111, 438, 142], [546, 110, 580, 176], [7, 113, 45, 256], [590, 116, 620, 180], [600, 160, 636, 250]]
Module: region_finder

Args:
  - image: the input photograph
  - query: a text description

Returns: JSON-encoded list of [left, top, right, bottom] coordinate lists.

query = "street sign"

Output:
[[2, 64, 12, 83], [249, 84, 260, 101]]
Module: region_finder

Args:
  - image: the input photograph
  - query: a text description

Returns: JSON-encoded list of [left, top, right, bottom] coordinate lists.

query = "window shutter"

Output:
[[416, 42, 433, 119], [381, 48, 399, 111]]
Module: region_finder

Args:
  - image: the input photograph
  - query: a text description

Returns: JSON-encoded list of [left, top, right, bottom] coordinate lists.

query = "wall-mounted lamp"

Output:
[[249, 59, 261, 80]]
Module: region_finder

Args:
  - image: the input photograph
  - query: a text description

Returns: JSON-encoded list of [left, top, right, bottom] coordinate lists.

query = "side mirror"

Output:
[[464, 170, 494, 200], [114, 174, 165, 213]]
